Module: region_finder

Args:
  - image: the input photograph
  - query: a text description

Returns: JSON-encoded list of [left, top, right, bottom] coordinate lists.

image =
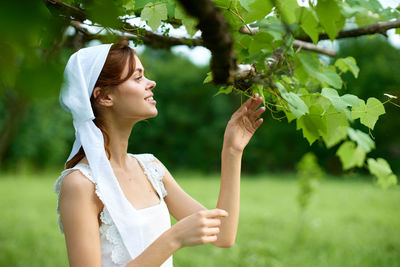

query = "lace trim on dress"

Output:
[[99, 207, 131, 265], [54, 164, 101, 233], [133, 153, 167, 198]]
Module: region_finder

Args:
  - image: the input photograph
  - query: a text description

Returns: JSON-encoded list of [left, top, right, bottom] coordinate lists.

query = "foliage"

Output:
[[1, 173, 399, 266], [296, 152, 324, 210], [0, 0, 399, 187]]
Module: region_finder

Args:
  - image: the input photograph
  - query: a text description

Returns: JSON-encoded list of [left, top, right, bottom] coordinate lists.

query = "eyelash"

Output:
[[135, 76, 143, 81]]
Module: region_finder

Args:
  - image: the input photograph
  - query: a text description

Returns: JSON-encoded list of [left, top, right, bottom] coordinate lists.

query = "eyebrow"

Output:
[[134, 68, 144, 73]]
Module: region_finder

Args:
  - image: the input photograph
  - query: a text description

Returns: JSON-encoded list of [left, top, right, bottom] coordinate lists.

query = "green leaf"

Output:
[[86, 0, 122, 28], [239, 0, 273, 23], [203, 71, 212, 84], [336, 141, 366, 170], [358, 0, 383, 13], [297, 53, 342, 89], [315, 0, 343, 40], [276, 82, 309, 118], [174, 4, 198, 36], [296, 104, 327, 145], [141, 2, 168, 31], [123, 0, 135, 11], [341, 94, 360, 107], [277, 0, 299, 24], [367, 158, 398, 188], [300, 8, 320, 44], [347, 128, 375, 153], [322, 105, 349, 148], [321, 88, 351, 111], [355, 11, 380, 27], [249, 32, 274, 55], [352, 97, 385, 129], [214, 85, 233, 96], [335, 57, 359, 78]]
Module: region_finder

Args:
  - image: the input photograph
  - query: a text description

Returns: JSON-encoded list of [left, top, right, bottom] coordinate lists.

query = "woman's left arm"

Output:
[[213, 93, 265, 247], [161, 93, 265, 247]]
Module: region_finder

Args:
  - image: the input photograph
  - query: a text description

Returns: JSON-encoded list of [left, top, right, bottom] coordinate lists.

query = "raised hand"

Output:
[[223, 93, 265, 153]]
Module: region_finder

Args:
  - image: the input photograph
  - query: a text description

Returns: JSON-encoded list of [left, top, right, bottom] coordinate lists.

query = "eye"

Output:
[[135, 76, 143, 81]]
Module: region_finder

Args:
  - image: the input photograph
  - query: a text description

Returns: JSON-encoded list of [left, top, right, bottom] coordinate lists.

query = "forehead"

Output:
[[133, 55, 144, 72]]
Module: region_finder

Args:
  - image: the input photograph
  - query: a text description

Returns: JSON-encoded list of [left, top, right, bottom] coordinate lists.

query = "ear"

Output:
[[93, 87, 114, 107]]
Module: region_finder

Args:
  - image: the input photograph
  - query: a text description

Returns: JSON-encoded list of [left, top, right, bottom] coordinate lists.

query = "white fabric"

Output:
[[59, 44, 150, 260], [54, 153, 172, 267]]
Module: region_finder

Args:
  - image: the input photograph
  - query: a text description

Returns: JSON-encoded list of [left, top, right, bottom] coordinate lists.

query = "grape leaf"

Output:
[[276, 82, 309, 118], [315, 0, 342, 40], [277, 0, 298, 24], [296, 104, 327, 145], [203, 71, 212, 84], [347, 128, 375, 153], [214, 85, 233, 96], [367, 158, 398, 188], [355, 10, 380, 27], [336, 141, 366, 170], [321, 88, 351, 111], [300, 8, 320, 44], [141, 2, 168, 31], [249, 32, 274, 55], [352, 98, 385, 129], [239, 0, 273, 23], [297, 53, 342, 89], [341, 94, 360, 107], [175, 4, 198, 36], [335, 57, 359, 78], [322, 105, 349, 148]]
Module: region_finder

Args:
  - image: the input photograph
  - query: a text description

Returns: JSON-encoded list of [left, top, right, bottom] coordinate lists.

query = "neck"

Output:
[[101, 115, 138, 171]]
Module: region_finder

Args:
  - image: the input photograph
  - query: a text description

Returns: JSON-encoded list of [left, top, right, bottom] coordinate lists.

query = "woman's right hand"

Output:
[[170, 209, 228, 248]]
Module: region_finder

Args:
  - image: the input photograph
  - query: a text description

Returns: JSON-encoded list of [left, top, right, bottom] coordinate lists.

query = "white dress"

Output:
[[54, 153, 173, 267]]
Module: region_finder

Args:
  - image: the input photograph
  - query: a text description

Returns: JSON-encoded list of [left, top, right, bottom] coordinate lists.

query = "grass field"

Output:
[[0, 171, 399, 267]]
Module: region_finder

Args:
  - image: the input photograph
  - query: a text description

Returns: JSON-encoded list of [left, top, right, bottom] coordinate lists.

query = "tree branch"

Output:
[[45, 0, 400, 87], [239, 26, 337, 57], [296, 19, 400, 42], [176, 0, 236, 84]]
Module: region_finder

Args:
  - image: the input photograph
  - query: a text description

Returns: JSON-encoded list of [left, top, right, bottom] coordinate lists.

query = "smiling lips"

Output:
[[145, 95, 156, 104]]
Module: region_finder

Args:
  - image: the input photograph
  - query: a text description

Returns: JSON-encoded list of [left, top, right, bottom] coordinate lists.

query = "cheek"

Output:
[[114, 84, 145, 112]]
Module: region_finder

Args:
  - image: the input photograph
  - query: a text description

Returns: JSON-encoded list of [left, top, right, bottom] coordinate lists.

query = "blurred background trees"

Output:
[[1, 36, 399, 175], [0, 0, 399, 176]]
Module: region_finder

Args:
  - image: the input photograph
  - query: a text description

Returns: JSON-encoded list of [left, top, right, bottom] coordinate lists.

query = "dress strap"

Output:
[[54, 163, 96, 233], [130, 153, 167, 199]]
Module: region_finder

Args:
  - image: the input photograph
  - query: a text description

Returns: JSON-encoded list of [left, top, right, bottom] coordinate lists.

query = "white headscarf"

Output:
[[59, 43, 144, 260]]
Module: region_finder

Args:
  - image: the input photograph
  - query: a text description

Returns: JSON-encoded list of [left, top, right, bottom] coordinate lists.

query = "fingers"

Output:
[[250, 105, 266, 123], [252, 118, 264, 131], [203, 227, 220, 236], [247, 95, 264, 115], [202, 209, 228, 218]]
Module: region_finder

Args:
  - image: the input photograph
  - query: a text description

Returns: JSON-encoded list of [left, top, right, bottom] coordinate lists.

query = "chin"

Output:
[[147, 109, 158, 118]]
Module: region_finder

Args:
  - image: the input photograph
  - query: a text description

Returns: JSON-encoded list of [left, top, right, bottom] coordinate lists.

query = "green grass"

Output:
[[0, 171, 399, 267]]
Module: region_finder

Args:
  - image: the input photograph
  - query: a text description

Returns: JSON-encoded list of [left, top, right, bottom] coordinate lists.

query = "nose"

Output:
[[147, 79, 156, 90]]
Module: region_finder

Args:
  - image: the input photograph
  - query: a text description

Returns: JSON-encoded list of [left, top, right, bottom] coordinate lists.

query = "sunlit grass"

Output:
[[0, 171, 399, 267]]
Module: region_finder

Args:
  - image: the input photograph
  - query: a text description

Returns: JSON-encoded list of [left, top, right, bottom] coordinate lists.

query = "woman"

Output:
[[55, 41, 265, 267]]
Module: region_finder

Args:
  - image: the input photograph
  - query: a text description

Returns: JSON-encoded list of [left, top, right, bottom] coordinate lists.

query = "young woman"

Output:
[[55, 41, 265, 267]]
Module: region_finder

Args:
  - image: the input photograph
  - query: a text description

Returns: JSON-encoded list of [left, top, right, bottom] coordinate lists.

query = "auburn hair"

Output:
[[65, 41, 136, 169]]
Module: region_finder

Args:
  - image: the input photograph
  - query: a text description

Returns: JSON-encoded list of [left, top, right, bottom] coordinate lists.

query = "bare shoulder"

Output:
[[62, 170, 94, 193], [60, 169, 103, 212]]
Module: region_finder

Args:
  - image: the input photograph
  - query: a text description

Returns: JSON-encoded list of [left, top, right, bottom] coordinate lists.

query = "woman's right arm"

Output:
[[60, 171, 227, 267], [59, 171, 103, 267], [126, 209, 228, 267]]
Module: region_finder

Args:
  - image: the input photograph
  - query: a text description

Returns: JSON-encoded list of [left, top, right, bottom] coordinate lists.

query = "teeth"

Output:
[[146, 97, 154, 101]]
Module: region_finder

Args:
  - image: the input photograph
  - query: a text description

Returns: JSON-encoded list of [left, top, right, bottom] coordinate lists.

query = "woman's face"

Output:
[[111, 55, 157, 121]]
